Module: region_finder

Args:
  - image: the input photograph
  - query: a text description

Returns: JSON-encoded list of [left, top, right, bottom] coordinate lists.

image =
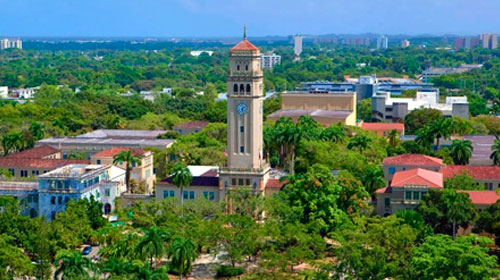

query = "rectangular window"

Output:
[[240, 146, 244, 153], [96, 159, 101, 164], [189, 191, 195, 199], [58, 196, 62, 204], [163, 190, 169, 198], [209, 192, 215, 201], [146, 170, 151, 178], [34, 196, 38, 203], [169, 190, 175, 197], [51, 196, 56, 205], [413, 191, 419, 200], [132, 162, 136, 167], [183, 191, 188, 200], [27, 196, 32, 203], [232, 178, 237, 185], [388, 167, 396, 175], [203, 191, 208, 199], [240, 126, 244, 133], [245, 179, 251, 186], [405, 191, 412, 200], [238, 178, 244, 185], [105, 188, 110, 197], [64, 197, 69, 203], [384, 197, 390, 207]]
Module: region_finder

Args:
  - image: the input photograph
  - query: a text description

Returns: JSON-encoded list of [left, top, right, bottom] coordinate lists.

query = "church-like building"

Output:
[[156, 30, 284, 202]]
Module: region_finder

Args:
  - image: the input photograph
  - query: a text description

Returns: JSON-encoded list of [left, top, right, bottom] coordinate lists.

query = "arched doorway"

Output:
[[104, 203, 112, 215]]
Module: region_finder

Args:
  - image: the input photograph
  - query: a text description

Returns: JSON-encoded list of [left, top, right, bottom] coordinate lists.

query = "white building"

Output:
[[0, 38, 22, 50], [294, 35, 303, 57], [401, 39, 410, 48], [261, 51, 281, 70], [12, 88, 36, 99], [372, 91, 469, 122], [0, 87, 8, 99], [190, 50, 214, 57], [377, 35, 389, 49]]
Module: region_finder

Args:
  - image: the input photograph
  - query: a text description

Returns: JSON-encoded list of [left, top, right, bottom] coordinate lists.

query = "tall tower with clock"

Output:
[[220, 26, 270, 196]]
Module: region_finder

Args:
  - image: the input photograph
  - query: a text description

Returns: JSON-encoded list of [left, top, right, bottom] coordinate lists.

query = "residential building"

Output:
[[0, 181, 39, 217], [372, 91, 469, 122], [401, 40, 410, 48], [91, 147, 155, 194], [382, 154, 443, 182], [442, 165, 500, 191], [376, 168, 443, 216], [172, 121, 209, 135], [36, 129, 174, 159], [157, 166, 220, 202], [377, 35, 389, 49], [455, 37, 479, 51], [0, 86, 7, 98], [457, 191, 500, 210], [360, 122, 404, 137], [422, 64, 483, 82], [267, 91, 357, 126], [38, 164, 125, 219], [341, 37, 370, 47], [480, 33, 498, 49], [190, 50, 214, 57], [11, 88, 36, 99], [261, 51, 281, 70], [0, 38, 22, 50], [294, 35, 303, 57]]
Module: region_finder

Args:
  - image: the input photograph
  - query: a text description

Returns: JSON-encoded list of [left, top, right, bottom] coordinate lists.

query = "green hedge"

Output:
[[216, 265, 244, 278]]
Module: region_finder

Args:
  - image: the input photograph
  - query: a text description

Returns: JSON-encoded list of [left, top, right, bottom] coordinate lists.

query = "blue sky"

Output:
[[1, 0, 499, 37]]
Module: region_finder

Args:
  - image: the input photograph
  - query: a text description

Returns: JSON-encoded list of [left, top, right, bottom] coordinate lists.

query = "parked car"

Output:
[[82, 246, 92, 255]]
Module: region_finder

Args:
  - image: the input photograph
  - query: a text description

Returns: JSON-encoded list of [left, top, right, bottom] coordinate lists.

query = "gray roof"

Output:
[[268, 109, 352, 119], [463, 135, 496, 165], [78, 129, 167, 139], [37, 137, 175, 149]]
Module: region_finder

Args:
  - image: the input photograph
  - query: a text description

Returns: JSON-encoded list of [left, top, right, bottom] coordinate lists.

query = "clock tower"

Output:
[[220, 26, 270, 196]]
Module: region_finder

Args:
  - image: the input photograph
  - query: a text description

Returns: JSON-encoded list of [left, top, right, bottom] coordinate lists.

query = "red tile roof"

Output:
[[442, 165, 500, 180], [6, 145, 60, 159], [458, 191, 500, 205], [383, 154, 443, 166], [173, 121, 209, 130], [92, 147, 147, 158], [0, 158, 89, 169], [391, 168, 443, 188], [376, 186, 391, 194], [361, 122, 404, 131], [231, 39, 259, 52], [266, 178, 287, 189]]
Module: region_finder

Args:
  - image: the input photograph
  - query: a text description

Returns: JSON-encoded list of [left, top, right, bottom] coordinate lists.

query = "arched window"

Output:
[[240, 84, 245, 93], [233, 84, 238, 93], [246, 84, 251, 93]]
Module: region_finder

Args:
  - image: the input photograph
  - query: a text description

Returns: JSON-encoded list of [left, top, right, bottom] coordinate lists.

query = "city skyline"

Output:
[[1, 0, 500, 37]]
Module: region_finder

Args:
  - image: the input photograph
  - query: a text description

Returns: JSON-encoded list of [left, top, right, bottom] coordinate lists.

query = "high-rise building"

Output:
[[341, 37, 370, 46], [220, 27, 270, 197], [455, 37, 479, 51], [0, 38, 22, 50], [480, 33, 498, 49], [294, 35, 303, 57], [401, 39, 410, 48], [377, 35, 389, 49], [261, 51, 281, 70]]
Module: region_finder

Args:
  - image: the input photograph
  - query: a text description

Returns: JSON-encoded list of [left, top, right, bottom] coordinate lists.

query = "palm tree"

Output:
[[321, 124, 345, 143], [2, 132, 24, 155], [415, 126, 434, 151], [168, 237, 197, 280], [361, 165, 386, 200], [449, 139, 473, 165], [136, 227, 171, 269], [442, 189, 475, 240], [387, 129, 400, 148], [53, 250, 96, 280], [347, 134, 371, 153], [171, 163, 193, 215], [490, 139, 500, 165], [429, 118, 453, 151], [27, 122, 45, 148], [113, 149, 142, 193], [284, 123, 302, 174]]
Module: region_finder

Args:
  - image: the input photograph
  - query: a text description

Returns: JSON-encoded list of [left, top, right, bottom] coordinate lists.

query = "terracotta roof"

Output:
[[173, 121, 209, 130], [361, 122, 404, 131], [376, 186, 391, 194], [266, 178, 287, 189], [0, 158, 89, 169], [391, 168, 443, 188], [458, 191, 500, 205], [6, 145, 59, 159], [442, 165, 500, 180], [92, 147, 147, 158], [383, 154, 443, 166], [231, 39, 259, 52]]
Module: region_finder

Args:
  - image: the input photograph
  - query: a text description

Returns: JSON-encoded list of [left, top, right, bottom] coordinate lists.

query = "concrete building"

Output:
[[190, 50, 214, 57], [341, 37, 370, 46], [0, 86, 8, 98], [372, 91, 469, 122], [382, 154, 444, 182], [38, 164, 125, 219], [294, 35, 303, 57], [0, 38, 22, 50], [360, 122, 404, 137], [480, 33, 498, 50], [11, 88, 36, 99], [261, 51, 281, 70], [91, 147, 155, 194], [36, 129, 174, 159], [377, 35, 389, 49], [0, 181, 40, 217], [172, 121, 209, 135], [422, 64, 483, 82], [401, 40, 410, 48], [455, 37, 479, 51], [267, 91, 357, 126]]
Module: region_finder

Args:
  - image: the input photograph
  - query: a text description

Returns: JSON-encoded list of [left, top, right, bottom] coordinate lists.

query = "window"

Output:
[[405, 191, 412, 200], [246, 84, 250, 93], [132, 162, 136, 167], [96, 160, 101, 164], [240, 126, 244, 133], [96, 191, 100, 198], [8, 169, 14, 176], [232, 178, 236, 185], [233, 84, 238, 92], [27, 196, 33, 203], [169, 190, 174, 197], [64, 197, 69, 203], [51, 196, 56, 205], [388, 167, 396, 175], [203, 191, 208, 199], [183, 191, 188, 200], [209, 192, 215, 201], [163, 190, 169, 198], [245, 179, 250, 185], [245, 65, 248, 71], [413, 191, 419, 200], [240, 84, 245, 93], [33, 196, 38, 203], [58, 196, 62, 204], [240, 146, 244, 153], [146, 170, 151, 178], [189, 191, 194, 199], [384, 197, 390, 207], [237, 65, 240, 71], [238, 178, 244, 185], [105, 188, 110, 197]]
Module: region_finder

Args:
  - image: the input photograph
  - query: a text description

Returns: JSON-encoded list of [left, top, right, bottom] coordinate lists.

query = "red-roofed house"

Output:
[[458, 190, 500, 210], [376, 168, 443, 216], [172, 121, 209, 136], [382, 154, 444, 182], [442, 165, 500, 191], [90, 147, 155, 194], [360, 122, 405, 137], [6, 145, 61, 160]]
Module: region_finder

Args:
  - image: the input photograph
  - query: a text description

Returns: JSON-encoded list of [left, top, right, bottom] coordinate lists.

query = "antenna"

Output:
[[243, 24, 247, 40]]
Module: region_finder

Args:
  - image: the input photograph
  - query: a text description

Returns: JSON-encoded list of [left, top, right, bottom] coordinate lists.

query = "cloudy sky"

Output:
[[1, 0, 499, 37]]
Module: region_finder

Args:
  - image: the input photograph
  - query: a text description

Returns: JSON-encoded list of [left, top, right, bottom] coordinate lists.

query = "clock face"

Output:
[[236, 103, 248, 115]]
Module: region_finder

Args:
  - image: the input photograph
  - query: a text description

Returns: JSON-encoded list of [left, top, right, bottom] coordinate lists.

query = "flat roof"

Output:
[[39, 164, 110, 179], [268, 109, 352, 119], [78, 129, 167, 139], [37, 137, 175, 148]]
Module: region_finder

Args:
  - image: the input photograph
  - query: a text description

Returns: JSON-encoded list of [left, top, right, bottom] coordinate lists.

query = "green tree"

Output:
[[0, 234, 34, 279], [442, 188, 476, 240], [404, 108, 443, 134], [113, 149, 143, 193], [387, 129, 399, 148], [449, 139, 473, 165], [490, 138, 500, 165], [2, 132, 24, 155], [136, 226, 171, 269], [54, 250, 96, 280], [429, 117, 452, 151], [360, 165, 386, 199], [171, 163, 193, 215], [168, 237, 197, 279], [347, 134, 371, 153], [444, 170, 483, 190], [356, 98, 372, 122], [320, 124, 345, 143], [27, 122, 45, 148], [475, 202, 500, 241]]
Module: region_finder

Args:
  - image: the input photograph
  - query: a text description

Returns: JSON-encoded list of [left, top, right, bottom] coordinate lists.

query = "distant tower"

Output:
[[377, 35, 388, 49], [219, 26, 270, 197], [294, 35, 303, 57]]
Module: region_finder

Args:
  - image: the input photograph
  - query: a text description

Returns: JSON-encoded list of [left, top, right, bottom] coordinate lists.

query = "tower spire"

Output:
[[243, 24, 247, 40]]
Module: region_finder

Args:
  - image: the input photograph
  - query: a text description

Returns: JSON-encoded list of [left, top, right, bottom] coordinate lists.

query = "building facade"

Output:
[[261, 51, 281, 70], [0, 38, 22, 50], [377, 35, 389, 49], [172, 121, 209, 135], [480, 33, 498, 50], [294, 35, 303, 57], [455, 37, 479, 51]]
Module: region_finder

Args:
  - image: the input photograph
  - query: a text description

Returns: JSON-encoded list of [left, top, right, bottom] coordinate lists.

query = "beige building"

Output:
[[267, 91, 357, 126], [172, 121, 209, 136], [91, 147, 155, 194], [442, 165, 500, 191], [382, 154, 444, 183]]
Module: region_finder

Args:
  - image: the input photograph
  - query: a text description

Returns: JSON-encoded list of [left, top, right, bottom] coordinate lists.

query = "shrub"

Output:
[[216, 265, 244, 278]]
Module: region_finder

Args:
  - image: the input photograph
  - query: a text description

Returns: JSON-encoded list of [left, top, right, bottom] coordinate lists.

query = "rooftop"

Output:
[[37, 137, 175, 148], [463, 135, 496, 165], [383, 154, 443, 166], [442, 165, 500, 180], [391, 168, 443, 189], [458, 191, 500, 205], [6, 145, 59, 159], [92, 147, 148, 158], [173, 121, 209, 130], [268, 109, 352, 119], [0, 158, 89, 169], [39, 164, 111, 179], [360, 122, 404, 131], [78, 129, 167, 139], [230, 39, 259, 52], [0, 181, 38, 192]]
